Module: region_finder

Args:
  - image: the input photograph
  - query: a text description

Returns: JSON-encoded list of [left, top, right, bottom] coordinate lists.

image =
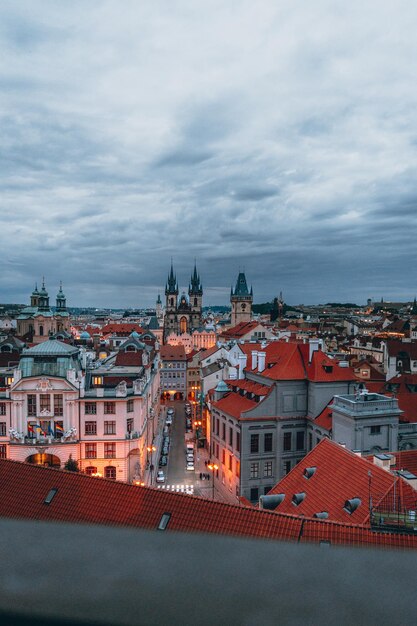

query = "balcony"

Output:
[[9, 436, 77, 446]]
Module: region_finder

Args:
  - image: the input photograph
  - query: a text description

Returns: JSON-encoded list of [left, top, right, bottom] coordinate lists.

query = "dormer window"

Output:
[[92, 376, 103, 386], [344, 497, 361, 514], [126, 345, 136, 352], [292, 492, 306, 506], [303, 467, 317, 479]]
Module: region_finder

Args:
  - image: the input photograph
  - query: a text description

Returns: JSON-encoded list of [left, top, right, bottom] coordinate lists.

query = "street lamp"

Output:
[[147, 445, 156, 485], [207, 462, 218, 501]]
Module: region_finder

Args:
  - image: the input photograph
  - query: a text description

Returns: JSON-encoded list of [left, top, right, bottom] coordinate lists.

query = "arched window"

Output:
[[170, 297, 174, 306], [1, 345, 12, 352], [39, 325, 44, 336], [180, 317, 187, 334], [105, 466, 116, 479], [85, 466, 98, 476], [194, 297, 197, 306]]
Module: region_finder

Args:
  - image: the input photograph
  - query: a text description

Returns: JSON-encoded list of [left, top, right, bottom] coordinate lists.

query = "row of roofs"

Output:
[[1, 438, 417, 550]]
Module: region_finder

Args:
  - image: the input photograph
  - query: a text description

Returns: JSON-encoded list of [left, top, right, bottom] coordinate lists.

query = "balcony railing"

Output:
[[9, 436, 77, 446]]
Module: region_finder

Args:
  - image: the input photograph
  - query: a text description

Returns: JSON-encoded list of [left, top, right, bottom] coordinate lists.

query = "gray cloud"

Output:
[[1, 0, 417, 307]]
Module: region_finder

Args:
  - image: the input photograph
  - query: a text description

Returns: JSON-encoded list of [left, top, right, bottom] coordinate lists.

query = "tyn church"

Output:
[[163, 263, 203, 342]]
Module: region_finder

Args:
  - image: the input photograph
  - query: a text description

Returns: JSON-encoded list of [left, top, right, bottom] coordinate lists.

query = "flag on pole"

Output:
[[35, 425, 45, 436], [55, 423, 64, 433], [48, 423, 54, 436], [27, 423, 34, 434]]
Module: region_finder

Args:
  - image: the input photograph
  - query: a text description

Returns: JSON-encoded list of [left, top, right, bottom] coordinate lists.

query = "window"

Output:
[[0, 423, 6, 436], [370, 425, 381, 435], [93, 376, 103, 386], [222, 422, 226, 441], [264, 461, 273, 477], [127, 399, 134, 413], [0, 403, 6, 416], [104, 421, 116, 435], [104, 402, 116, 414], [27, 395, 36, 416], [85, 402, 97, 415], [105, 466, 116, 479], [105, 443, 116, 458], [127, 418, 134, 433], [283, 432, 292, 451], [236, 431, 241, 452], [250, 434, 259, 453], [250, 462, 259, 479], [85, 443, 97, 459], [309, 433, 313, 450], [250, 487, 259, 502], [228, 454, 233, 471], [216, 419, 219, 436], [85, 466, 98, 476], [85, 421, 97, 435], [236, 460, 240, 478], [296, 431, 305, 451], [222, 449, 226, 465], [54, 394, 63, 417], [229, 427, 233, 446], [40, 394, 51, 412], [264, 433, 273, 453], [284, 460, 291, 474], [0, 444, 6, 459], [264, 485, 272, 496]]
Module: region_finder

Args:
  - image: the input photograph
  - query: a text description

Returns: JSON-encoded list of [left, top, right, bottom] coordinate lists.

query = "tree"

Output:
[[64, 454, 80, 472]]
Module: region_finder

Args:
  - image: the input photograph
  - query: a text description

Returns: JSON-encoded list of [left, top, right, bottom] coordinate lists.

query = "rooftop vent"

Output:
[[44, 488, 58, 505], [303, 467, 317, 479], [157, 512, 172, 531], [259, 494, 285, 510], [313, 511, 329, 519], [344, 497, 361, 514], [292, 492, 306, 506]]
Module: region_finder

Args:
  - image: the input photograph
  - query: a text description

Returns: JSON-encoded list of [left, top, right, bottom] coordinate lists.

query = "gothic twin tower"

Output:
[[162, 262, 253, 341]]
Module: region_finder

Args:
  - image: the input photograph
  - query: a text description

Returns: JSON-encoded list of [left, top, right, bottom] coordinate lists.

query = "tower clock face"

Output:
[[241, 303, 246, 311]]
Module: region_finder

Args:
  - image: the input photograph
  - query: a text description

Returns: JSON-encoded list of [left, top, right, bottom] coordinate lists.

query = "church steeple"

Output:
[[38, 277, 50, 311], [56, 281, 67, 311], [189, 261, 202, 296], [230, 271, 253, 327], [165, 260, 178, 296]]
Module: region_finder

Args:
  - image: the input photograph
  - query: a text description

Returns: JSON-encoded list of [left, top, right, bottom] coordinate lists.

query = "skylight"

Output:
[[44, 488, 58, 505], [292, 492, 306, 506], [303, 467, 317, 479], [344, 498, 361, 514], [158, 512, 172, 531]]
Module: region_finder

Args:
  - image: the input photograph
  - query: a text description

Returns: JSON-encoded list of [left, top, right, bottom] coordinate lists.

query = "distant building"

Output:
[[230, 272, 253, 327], [16, 280, 70, 344], [163, 262, 203, 342]]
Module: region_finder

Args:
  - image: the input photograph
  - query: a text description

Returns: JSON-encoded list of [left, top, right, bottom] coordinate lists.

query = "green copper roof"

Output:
[[22, 340, 79, 357]]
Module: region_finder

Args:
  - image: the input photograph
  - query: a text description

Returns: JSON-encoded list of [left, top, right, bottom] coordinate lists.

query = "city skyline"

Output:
[[2, 1, 417, 307]]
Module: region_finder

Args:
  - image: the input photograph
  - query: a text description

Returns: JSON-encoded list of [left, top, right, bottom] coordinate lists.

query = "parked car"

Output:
[[156, 471, 165, 483], [167, 408, 174, 416], [162, 445, 169, 456], [186, 454, 194, 463], [166, 417, 172, 426], [159, 456, 167, 467], [186, 462, 195, 471], [163, 436, 170, 445]]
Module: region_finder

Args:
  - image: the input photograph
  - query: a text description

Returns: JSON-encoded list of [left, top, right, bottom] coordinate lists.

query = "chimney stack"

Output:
[[258, 352, 266, 372], [251, 351, 258, 370]]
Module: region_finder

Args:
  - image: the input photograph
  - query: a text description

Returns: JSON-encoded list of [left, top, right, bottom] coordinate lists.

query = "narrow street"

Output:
[[155, 400, 215, 498]]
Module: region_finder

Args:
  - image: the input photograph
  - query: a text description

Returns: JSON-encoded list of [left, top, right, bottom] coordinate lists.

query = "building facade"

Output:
[[16, 280, 71, 344], [163, 263, 203, 342]]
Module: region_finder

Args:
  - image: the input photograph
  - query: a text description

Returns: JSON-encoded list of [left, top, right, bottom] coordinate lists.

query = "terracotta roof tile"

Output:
[[212, 391, 257, 419]]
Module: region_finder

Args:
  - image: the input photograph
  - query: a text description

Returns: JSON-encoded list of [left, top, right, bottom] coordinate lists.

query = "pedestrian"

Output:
[[207, 474, 210, 481], [199, 472, 202, 480], [204, 460, 207, 467]]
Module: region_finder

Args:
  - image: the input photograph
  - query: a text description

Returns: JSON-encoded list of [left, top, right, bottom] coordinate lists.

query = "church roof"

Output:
[[232, 272, 252, 297], [22, 339, 79, 357]]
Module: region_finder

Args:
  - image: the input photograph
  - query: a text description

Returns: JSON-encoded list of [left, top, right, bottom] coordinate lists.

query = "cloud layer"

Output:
[[1, 0, 417, 307]]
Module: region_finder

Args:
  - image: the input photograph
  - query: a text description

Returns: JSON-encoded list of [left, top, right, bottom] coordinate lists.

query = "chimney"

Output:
[[309, 338, 320, 363], [258, 352, 266, 372], [373, 454, 392, 471], [251, 351, 258, 370], [338, 442, 346, 448], [353, 450, 362, 457], [238, 354, 247, 380]]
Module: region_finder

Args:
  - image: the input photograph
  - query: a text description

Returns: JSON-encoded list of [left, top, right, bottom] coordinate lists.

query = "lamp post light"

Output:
[[147, 445, 156, 485], [207, 462, 218, 501]]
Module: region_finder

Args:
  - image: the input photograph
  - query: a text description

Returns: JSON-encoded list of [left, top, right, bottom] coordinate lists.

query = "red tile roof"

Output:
[[219, 321, 261, 339], [160, 344, 187, 361], [101, 323, 145, 336], [254, 342, 307, 380], [114, 351, 144, 366], [212, 391, 257, 419], [200, 345, 221, 360], [268, 439, 417, 524], [226, 379, 271, 396], [314, 405, 333, 430], [0, 459, 417, 550], [307, 350, 356, 382]]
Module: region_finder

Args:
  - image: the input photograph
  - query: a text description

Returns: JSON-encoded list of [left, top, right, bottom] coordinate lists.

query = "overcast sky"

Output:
[[1, 1, 417, 308]]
